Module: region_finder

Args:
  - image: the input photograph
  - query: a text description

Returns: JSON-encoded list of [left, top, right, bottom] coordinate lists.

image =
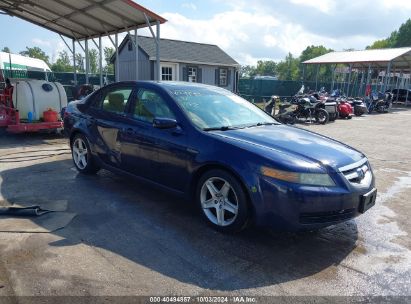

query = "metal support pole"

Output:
[[138, 28, 141, 80], [358, 69, 365, 97], [301, 64, 305, 84], [383, 61, 391, 92], [72, 39, 77, 85], [347, 64, 353, 97], [315, 64, 319, 91], [115, 33, 119, 82], [365, 64, 371, 97], [387, 69, 393, 92], [341, 70, 346, 93], [405, 77, 410, 106], [85, 39, 89, 84], [156, 20, 160, 81], [99, 36, 103, 87], [331, 65, 336, 92], [395, 71, 401, 102]]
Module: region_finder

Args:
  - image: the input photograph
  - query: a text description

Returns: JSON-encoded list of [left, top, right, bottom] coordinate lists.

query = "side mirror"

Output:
[[153, 117, 178, 129]]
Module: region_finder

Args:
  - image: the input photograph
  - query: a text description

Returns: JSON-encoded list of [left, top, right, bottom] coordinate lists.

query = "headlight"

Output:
[[261, 166, 335, 186]]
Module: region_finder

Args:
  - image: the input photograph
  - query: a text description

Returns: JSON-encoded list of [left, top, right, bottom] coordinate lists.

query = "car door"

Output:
[[122, 87, 191, 191], [86, 84, 134, 168]]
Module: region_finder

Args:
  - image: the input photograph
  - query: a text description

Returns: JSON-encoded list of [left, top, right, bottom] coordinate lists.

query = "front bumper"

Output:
[[254, 171, 376, 231]]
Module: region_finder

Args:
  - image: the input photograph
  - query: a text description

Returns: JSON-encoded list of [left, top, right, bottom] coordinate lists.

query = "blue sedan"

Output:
[[63, 81, 376, 232]]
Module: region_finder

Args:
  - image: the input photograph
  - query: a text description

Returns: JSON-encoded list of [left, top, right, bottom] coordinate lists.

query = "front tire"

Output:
[[71, 133, 100, 174], [196, 169, 250, 233]]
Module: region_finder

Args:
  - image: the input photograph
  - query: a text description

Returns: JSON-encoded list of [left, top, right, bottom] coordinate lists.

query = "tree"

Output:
[[366, 39, 391, 49], [19, 46, 50, 65], [366, 18, 411, 49], [393, 19, 411, 47], [51, 50, 73, 72], [240, 65, 256, 77], [276, 53, 300, 80], [75, 53, 84, 72], [299, 45, 333, 81], [87, 49, 98, 74], [255, 60, 277, 76], [1, 47, 11, 53], [104, 47, 115, 74]]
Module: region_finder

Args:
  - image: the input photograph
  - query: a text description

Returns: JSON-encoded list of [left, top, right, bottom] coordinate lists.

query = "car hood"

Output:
[[210, 125, 364, 171]]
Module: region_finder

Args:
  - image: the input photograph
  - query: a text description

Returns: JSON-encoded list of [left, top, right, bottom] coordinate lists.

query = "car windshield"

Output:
[[169, 86, 277, 130]]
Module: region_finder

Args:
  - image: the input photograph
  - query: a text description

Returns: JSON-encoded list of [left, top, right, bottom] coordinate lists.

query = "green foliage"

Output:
[[240, 65, 256, 77], [299, 45, 333, 81], [1, 47, 11, 53], [51, 50, 73, 72], [104, 47, 115, 74], [255, 60, 277, 76], [366, 39, 391, 49], [394, 19, 411, 47], [75, 53, 84, 72], [19, 46, 50, 65], [367, 19, 411, 49], [240, 45, 332, 81], [276, 53, 300, 80], [88, 49, 98, 74]]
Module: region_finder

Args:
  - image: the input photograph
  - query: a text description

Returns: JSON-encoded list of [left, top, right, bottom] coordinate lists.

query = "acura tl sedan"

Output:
[[64, 81, 376, 232]]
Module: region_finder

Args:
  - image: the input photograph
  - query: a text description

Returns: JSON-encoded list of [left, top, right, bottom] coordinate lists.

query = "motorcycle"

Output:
[[292, 97, 329, 124], [348, 98, 367, 116], [367, 91, 392, 113], [273, 101, 298, 124], [310, 92, 338, 121], [328, 90, 353, 119]]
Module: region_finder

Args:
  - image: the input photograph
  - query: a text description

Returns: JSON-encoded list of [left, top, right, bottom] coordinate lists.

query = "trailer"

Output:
[[0, 79, 66, 133]]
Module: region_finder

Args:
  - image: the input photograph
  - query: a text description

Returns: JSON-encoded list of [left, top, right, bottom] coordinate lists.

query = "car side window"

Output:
[[132, 89, 175, 123], [99, 88, 133, 114]]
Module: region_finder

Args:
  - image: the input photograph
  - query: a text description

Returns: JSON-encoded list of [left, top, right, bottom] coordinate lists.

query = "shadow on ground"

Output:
[[0, 159, 358, 291]]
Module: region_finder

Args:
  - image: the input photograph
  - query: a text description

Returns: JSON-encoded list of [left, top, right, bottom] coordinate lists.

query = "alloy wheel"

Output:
[[73, 138, 88, 170], [200, 177, 239, 227]]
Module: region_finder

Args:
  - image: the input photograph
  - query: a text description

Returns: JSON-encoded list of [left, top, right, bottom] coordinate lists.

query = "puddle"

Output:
[[341, 170, 411, 292]]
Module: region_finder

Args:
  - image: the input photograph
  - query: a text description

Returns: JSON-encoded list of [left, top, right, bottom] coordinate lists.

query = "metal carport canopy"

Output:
[[0, 0, 167, 84], [303, 47, 411, 71], [0, 0, 166, 40]]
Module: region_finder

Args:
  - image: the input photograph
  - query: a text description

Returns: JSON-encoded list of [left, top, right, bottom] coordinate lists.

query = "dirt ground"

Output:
[[0, 106, 410, 300]]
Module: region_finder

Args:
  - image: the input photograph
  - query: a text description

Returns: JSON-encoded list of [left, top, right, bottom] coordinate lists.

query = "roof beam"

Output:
[[46, 0, 118, 31], [82, 0, 138, 25], [0, 1, 85, 39], [20, 0, 104, 35]]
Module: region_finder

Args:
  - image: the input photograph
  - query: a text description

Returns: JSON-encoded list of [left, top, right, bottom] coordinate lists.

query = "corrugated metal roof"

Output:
[[0, 0, 166, 40], [303, 47, 411, 70], [121, 35, 239, 66]]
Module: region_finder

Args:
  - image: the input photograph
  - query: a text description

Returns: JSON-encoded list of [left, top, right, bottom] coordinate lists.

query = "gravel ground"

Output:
[[0, 107, 410, 301]]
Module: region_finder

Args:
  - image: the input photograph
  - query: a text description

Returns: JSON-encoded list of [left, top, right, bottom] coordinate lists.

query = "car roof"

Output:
[[111, 81, 227, 92]]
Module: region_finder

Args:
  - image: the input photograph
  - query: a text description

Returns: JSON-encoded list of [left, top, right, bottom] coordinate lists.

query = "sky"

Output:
[[1, 0, 411, 66]]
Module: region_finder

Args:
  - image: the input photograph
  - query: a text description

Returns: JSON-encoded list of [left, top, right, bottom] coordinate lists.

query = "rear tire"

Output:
[[71, 133, 100, 174], [196, 169, 250, 233], [315, 109, 329, 124]]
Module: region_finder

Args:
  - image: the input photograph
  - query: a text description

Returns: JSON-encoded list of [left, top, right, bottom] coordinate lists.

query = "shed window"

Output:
[[188, 67, 197, 82], [162, 67, 173, 81], [128, 41, 133, 51], [219, 68, 228, 86]]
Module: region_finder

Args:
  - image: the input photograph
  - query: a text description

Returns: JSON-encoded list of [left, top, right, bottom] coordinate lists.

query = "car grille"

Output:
[[300, 208, 356, 224], [338, 158, 371, 185]]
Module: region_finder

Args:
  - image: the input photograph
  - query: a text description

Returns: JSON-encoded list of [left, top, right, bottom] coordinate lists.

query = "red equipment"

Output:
[[337, 100, 354, 119], [0, 89, 63, 133]]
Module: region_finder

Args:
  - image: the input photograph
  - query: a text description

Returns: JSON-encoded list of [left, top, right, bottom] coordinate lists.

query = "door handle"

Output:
[[124, 128, 135, 135]]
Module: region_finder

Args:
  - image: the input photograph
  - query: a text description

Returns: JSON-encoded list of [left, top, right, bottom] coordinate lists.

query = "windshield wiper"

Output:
[[203, 126, 234, 131], [246, 122, 278, 128]]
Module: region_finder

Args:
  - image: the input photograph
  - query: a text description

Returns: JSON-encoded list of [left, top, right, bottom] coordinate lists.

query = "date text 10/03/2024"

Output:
[[149, 296, 257, 303]]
